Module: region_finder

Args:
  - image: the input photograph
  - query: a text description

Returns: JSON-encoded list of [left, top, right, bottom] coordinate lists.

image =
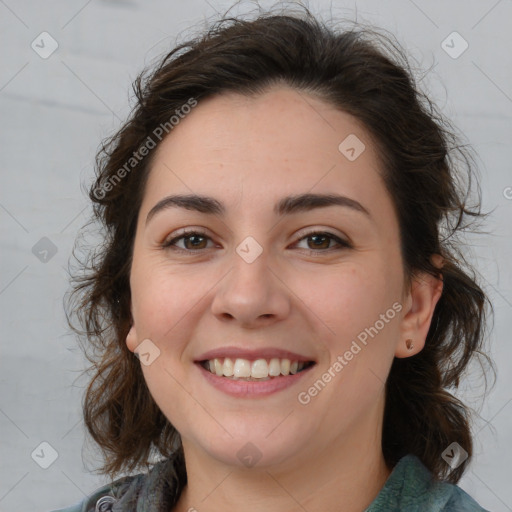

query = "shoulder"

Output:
[[366, 455, 490, 512], [48, 457, 181, 512], [48, 473, 141, 512]]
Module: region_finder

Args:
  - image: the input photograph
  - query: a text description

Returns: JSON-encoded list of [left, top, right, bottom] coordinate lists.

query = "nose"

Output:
[[210, 248, 291, 328]]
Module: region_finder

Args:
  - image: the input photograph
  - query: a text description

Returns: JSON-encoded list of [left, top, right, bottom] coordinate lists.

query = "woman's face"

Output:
[[126, 86, 414, 469]]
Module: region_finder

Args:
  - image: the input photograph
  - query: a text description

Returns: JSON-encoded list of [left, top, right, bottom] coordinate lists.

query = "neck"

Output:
[[173, 408, 391, 512]]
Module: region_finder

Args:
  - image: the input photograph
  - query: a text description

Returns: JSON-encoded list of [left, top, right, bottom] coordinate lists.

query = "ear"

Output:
[[395, 254, 444, 358], [125, 304, 138, 353]]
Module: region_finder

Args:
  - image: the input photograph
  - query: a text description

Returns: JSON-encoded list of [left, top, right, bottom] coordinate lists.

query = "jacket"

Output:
[[50, 453, 490, 511]]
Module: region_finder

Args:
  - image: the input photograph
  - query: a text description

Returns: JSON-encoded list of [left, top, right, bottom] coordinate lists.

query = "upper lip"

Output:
[[194, 346, 316, 363]]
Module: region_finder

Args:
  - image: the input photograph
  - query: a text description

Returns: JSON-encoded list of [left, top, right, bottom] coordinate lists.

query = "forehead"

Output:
[[141, 86, 393, 223]]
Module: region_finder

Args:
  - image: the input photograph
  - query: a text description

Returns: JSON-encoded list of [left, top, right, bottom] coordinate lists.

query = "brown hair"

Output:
[[67, 5, 493, 485]]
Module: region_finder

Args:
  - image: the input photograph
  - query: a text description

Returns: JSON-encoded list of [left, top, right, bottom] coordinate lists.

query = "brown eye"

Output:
[[295, 231, 351, 253], [182, 234, 208, 250], [162, 231, 213, 252], [306, 234, 332, 250]]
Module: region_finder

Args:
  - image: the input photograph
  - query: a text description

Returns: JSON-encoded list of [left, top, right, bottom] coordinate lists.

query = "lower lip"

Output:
[[196, 363, 314, 398]]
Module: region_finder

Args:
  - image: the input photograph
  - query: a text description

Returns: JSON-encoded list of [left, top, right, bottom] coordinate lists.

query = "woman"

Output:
[[55, 7, 493, 512]]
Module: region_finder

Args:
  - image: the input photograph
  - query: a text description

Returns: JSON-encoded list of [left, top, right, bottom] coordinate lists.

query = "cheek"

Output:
[[130, 260, 208, 338], [291, 261, 392, 336], [290, 260, 401, 394]]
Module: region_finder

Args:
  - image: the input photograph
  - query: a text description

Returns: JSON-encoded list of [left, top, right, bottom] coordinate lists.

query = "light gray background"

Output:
[[0, 1, 511, 511]]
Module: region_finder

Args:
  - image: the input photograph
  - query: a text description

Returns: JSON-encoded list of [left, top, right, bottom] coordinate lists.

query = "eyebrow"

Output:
[[145, 192, 372, 225]]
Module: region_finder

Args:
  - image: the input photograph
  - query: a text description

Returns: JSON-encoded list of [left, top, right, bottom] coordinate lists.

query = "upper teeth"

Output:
[[205, 358, 306, 379]]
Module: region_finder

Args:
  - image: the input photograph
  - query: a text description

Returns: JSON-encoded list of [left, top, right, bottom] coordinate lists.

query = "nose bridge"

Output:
[[210, 236, 290, 325]]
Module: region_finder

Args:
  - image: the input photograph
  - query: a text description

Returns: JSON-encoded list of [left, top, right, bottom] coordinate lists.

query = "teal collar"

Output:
[[365, 455, 487, 511]]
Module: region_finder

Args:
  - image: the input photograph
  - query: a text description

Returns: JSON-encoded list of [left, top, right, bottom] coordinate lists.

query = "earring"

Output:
[[405, 338, 414, 350]]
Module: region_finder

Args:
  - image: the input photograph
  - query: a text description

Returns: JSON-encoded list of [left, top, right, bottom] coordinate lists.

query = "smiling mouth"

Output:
[[200, 357, 316, 381]]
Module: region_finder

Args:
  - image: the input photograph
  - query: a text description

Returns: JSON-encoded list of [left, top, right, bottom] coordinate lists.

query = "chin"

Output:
[[183, 417, 316, 470]]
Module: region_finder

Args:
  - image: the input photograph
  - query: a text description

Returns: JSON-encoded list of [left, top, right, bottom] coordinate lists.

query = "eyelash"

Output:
[[161, 229, 352, 255]]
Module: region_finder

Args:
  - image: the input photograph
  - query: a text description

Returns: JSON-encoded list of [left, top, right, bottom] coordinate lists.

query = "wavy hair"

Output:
[[66, 5, 493, 485]]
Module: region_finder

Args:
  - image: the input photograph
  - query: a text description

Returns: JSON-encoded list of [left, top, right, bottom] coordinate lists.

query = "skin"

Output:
[[125, 85, 443, 512]]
